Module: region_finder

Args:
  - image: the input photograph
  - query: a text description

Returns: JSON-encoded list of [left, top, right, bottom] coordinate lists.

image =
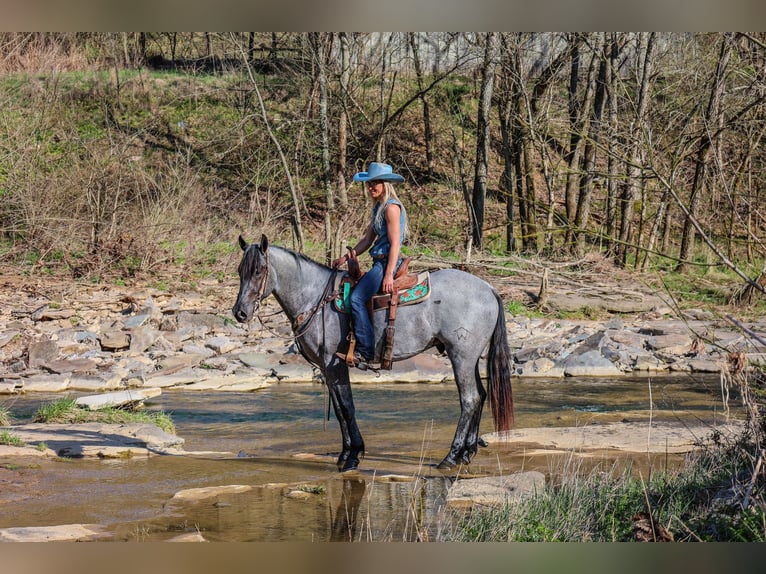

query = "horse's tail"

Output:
[[487, 292, 515, 432]]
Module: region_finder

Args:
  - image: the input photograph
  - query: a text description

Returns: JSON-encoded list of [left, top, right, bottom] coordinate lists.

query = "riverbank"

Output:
[[2, 269, 764, 396]]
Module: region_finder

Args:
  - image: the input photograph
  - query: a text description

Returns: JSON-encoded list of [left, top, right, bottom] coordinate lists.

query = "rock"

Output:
[[31, 307, 75, 322], [687, 359, 724, 373], [182, 373, 271, 391], [169, 484, 253, 502], [128, 325, 160, 353], [0, 524, 108, 542], [0, 330, 20, 349], [68, 372, 124, 392], [28, 339, 59, 368], [167, 532, 208, 542], [561, 350, 623, 377], [40, 358, 98, 374], [144, 368, 200, 388], [483, 421, 743, 454], [271, 362, 316, 382], [0, 379, 23, 394], [99, 331, 130, 351], [239, 352, 274, 369], [446, 471, 546, 509], [516, 357, 565, 377], [2, 422, 184, 458], [205, 336, 240, 354], [19, 373, 71, 392], [176, 311, 225, 334], [75, 388, 162, 410], [647, 333, 693, 355]]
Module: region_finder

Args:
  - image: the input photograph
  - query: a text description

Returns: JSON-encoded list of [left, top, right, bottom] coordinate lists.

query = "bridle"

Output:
[[247, 245, 270, 312]]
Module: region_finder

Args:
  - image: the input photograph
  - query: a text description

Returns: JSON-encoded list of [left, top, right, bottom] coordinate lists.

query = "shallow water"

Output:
[[0, 374, 738, 541]]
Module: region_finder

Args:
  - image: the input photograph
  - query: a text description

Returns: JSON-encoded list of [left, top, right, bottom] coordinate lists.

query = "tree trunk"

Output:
[[605, 33, 620, 253], [471, 32, 499, 251], [573, 33, 607, 257], [409, 33, 435, 180], [677, 33, 734, 272], [616, 32, 656, 267], [310, 33, 334, 265], [497, 34, 516, 253]]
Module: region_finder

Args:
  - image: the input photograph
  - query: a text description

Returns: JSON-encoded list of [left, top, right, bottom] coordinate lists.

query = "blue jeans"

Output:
[[349, 258, 400, 360]]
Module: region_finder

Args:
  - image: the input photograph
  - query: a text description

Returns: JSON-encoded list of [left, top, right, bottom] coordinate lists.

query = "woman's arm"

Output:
[[332, 223, 376, 268], [381, 203, 401, 293]]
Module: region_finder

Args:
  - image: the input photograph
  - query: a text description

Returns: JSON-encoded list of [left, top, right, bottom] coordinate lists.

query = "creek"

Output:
[[0, 374, 736, 541]]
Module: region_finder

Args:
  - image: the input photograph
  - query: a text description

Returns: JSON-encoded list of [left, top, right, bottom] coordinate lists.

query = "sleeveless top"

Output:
[[369, 199, 405, 259]]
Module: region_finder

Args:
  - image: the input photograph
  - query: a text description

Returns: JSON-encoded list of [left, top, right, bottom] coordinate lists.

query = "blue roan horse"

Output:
[[232, 234, 514, 471]]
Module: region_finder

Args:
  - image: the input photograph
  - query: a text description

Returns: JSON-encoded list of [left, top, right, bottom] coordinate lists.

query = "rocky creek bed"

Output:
[[0, 269, 761, 541]]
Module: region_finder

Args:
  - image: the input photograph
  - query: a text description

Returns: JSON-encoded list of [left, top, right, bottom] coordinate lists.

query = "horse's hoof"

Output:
[[478, 437, 488, 448], [338, 449, 363, 472], [437, 457, 458, 470]]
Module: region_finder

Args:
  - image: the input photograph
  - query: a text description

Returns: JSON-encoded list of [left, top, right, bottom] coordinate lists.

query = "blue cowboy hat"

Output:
[[353, 162, 405, 183]]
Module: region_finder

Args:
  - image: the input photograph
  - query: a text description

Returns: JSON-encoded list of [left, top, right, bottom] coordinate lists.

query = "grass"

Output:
[[33, 396, 176, 435], [445, 353, 766, 543], [0, 429, 25, 447], [446, 434, 765, 542], [0, 404, 11, 426]]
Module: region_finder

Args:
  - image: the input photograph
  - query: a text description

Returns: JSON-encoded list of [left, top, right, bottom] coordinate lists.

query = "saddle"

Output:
[[335, 254, 430, 370]]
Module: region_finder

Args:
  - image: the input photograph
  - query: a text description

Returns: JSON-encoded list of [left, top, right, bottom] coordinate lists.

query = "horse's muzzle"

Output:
[[232, 304, 250, 323]]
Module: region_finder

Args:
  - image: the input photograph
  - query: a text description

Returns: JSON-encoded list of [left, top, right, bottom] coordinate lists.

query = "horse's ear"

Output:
[[260, 234, 269, 252], [238, 235, 248, 251]]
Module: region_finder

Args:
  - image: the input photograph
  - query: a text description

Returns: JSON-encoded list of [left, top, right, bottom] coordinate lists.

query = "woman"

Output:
[[333, 162, 409, 367]]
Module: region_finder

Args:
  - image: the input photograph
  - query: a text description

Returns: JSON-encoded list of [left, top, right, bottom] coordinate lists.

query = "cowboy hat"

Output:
[[353, 162, 405, 183]]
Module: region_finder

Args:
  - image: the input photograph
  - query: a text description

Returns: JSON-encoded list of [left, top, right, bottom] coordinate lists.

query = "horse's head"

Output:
[[232, 234, 270, 323]]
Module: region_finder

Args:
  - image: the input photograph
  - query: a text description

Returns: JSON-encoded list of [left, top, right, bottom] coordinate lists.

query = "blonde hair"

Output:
[[374, 182, 410, 239]]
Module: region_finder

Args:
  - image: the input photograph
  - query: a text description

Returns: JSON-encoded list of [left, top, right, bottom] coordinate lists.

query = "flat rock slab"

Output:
[[75, 388, 162, 410], [0, 524, 108, 542], [483, 421, 743, 454], [0, 422, 184, 458], [446, 471, 546, 509]]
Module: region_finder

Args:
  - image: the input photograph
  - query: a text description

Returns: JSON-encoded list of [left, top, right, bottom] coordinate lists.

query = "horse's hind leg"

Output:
[[326, 364, 365, 472], [438, 356, 487, 470]]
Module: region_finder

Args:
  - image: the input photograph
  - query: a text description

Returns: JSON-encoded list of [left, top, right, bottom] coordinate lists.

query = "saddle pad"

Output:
[[334, 271, 431, 314]]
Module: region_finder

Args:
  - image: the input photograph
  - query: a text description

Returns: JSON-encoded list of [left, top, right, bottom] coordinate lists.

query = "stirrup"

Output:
[[334, 351, 377, 372]]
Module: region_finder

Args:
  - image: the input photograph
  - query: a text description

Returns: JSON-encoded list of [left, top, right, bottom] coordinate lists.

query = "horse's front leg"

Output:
[[325, 362, 365, 472]]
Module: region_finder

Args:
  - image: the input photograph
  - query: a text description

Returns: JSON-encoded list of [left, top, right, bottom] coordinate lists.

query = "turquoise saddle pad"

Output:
[[333, 271, 431, 314]]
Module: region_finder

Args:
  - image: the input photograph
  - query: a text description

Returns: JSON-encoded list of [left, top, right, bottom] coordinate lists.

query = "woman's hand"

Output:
[[332, 254, 348, 269], [382, 272, 394, 293]]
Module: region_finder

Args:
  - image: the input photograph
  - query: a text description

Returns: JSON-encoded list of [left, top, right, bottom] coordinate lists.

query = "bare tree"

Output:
[[409, 32, 435, 180], [616, 32, 656, 267], [676, 33, 734, 272], [470, 32, 499, 251]]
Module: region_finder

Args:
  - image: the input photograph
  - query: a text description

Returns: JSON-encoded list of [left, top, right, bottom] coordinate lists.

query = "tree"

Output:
[[676, 33, 734, 272], [470, 32, 499, 251], [615, 32, 656, 267]]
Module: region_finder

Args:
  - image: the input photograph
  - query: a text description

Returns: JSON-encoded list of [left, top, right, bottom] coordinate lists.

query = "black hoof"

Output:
[[437, 456, 458, 470], [338, 449, 363, 472]]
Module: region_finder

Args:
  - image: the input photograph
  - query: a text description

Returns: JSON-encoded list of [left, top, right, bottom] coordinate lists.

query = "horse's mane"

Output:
[[270, 245, 332, 272]]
